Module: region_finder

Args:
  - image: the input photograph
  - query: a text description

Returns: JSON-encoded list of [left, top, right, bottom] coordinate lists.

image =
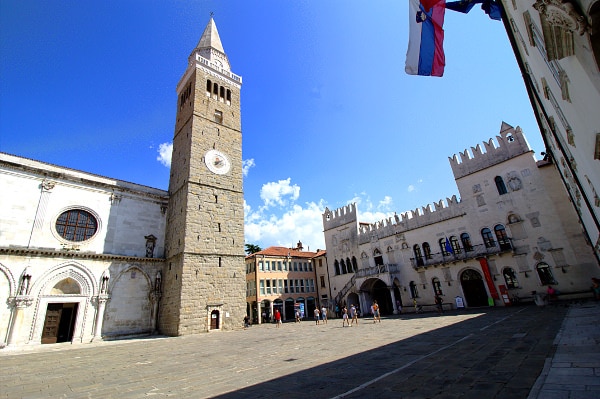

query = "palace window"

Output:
[[450, 236, 461, 254], [423, 242, 432, 259], [503, 267, 519, 289], [495, 176, 508, 195], [409, 281, 419, 299], [432, 277, 443, 296], [460, 233, 474, 252], [536, 262, 557, 285], [413, 244, 424, 266], [482, 228, 496, 248], [495, 224, 512, 250]]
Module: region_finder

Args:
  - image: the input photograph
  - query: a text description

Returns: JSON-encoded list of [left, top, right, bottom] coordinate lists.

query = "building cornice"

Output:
[[0, 247, 165, 263]]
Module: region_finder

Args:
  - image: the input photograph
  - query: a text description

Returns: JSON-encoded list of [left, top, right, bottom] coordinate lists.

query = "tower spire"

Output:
[[192, 16, 230, 71]]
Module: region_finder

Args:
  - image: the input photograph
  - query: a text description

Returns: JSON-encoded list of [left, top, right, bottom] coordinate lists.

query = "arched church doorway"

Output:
[[41, 303, 78, 344], [460, 269, 489, 307], [210, 310, 220, 330]]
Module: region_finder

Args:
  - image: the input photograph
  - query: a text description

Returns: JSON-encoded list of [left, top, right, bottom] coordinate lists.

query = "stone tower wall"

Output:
[[161, 32, 245, 335]]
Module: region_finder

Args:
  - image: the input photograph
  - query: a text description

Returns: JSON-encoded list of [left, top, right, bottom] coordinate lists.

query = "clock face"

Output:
[[205, 150, 231, 175]]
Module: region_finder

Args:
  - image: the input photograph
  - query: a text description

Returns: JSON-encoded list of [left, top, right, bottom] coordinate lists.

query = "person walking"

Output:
[[350, 304, 359, 326], [314, 307, 320, 325], [321, 306, 327, 324], [342, 306, 349, 327], [274, 309, 282, 328], [371, 300, 381, 323], [295, 309, 301, 323]]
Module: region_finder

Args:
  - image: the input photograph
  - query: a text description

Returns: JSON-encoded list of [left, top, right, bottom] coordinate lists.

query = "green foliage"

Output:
[[245, 243, 262, 255]]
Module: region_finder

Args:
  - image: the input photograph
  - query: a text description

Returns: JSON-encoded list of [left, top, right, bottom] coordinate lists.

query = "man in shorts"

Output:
[[371, 300, 381, 323]]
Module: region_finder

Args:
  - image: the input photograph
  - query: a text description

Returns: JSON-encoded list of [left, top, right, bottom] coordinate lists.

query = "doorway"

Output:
[[210, 310, 220, 330], [41, 303, 78, 344], [460, 269, 489, 307]]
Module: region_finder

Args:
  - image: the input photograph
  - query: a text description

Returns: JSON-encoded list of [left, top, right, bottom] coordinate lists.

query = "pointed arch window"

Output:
[[413, 244, 424, 266], [373, 248, 384, 266], [460, 233, 473, 252], [340, 259, 347, 274], [346, 258, 352, 273], [206, 79, 212, 96], [482, 228, 495, 248], [495, 176, 508, 195], [352, 256, 358, 272], [334, 260, 340, 275]]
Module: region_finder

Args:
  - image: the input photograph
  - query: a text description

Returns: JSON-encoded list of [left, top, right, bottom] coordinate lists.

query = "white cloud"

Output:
[[157, 142, 172, 167], [245, 198, 326, 250], [260, 178, 300, 208], [407, 179, 423, 193], [378, 195, 393, 210], [242, 158, 255, 176]]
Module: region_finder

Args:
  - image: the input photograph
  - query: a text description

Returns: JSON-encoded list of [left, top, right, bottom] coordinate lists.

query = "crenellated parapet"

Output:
[[323, 203, 358, 231], [449, 122, 532, 179], [357, 195, 465, 244]]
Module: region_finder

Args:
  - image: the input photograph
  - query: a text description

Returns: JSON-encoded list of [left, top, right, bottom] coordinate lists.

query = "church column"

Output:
[[7, 268, 34, 346], [93, 270, 111, 341], [6, 296, 33, 346], [92, 295, 109, 341], [389, 286, 399, 314]]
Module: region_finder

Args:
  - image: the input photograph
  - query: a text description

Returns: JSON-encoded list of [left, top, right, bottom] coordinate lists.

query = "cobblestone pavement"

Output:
[[1, 303, 597, 399]]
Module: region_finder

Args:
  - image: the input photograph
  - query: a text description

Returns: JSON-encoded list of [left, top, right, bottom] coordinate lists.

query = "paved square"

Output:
[[0, 306, 569, 398]]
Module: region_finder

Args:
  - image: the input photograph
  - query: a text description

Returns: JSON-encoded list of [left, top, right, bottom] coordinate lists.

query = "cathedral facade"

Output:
[[0, 17, 246, 348], [323, 123, 598, 315]]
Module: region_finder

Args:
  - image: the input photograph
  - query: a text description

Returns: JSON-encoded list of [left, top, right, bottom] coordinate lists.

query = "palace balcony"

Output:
[[410, 240, 513, 269]]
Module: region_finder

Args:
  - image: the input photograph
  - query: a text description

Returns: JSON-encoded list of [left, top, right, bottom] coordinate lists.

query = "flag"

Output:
[[445, 237, 454, 254], [405, 0, 446, 77], [445, 0, 502, 21]]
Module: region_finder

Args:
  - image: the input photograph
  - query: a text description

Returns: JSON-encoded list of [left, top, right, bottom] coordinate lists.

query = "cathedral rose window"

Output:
[[55, 209, 98, 242]]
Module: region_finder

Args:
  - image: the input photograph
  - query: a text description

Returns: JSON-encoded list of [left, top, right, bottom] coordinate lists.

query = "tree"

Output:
[[245, 243, 262, 255]]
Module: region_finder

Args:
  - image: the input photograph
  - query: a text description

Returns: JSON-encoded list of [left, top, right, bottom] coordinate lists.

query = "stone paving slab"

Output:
[[527, 301, 600, 399], [0, 304, 592, 398]]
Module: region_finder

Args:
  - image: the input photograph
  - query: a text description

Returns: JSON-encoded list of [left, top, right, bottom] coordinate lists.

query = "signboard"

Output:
[[455, 296, 465, 309]]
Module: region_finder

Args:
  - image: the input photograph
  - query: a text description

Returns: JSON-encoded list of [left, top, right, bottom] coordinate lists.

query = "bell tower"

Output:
[[160, 17, 245, 335]]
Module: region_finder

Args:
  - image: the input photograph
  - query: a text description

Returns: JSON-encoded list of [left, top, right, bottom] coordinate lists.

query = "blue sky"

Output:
[[0, 1, 544, 251]]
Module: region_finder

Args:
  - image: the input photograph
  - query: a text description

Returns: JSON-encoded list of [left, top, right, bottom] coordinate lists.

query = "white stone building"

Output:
[[323, 123, 598, 314], [0, 17, 246, 348], [0, 153, 168, 346], [500, 0, 600, 263]]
